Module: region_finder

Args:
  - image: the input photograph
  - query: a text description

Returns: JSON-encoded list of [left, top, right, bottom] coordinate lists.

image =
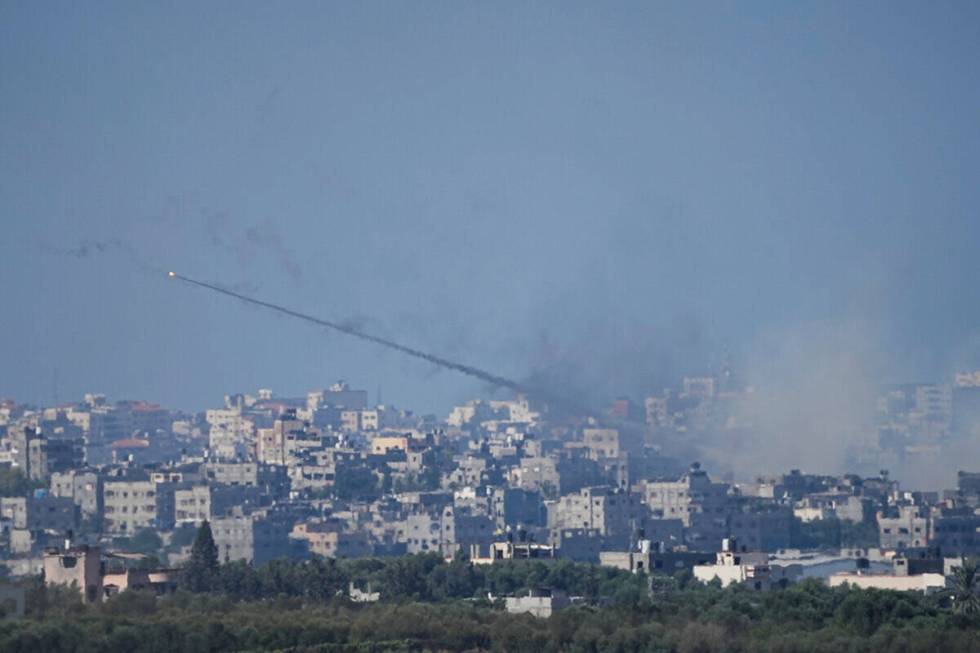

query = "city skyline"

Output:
[[5, 4, 980, 649]]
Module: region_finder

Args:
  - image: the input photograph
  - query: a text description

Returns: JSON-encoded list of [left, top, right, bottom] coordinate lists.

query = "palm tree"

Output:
[[951, 557, 980, 618]]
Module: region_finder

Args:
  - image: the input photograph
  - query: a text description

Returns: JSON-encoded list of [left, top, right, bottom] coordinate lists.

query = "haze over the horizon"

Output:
[[2, 2, 979, 419]]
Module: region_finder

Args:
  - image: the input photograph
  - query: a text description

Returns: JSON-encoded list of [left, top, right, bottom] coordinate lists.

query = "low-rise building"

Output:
[[828, 572, 947, 593], [471, 540, 557, 564], [212, 510, 307, 564], [693, 540, 800, 590], [42, 545, 103, 603], [600, 539, 714, 575], [504, 588, 569, 618], [291, 521, 372, 559]]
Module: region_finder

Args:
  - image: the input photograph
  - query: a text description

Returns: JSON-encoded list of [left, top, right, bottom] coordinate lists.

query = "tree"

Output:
[[0, 467, 44, 497], [951, 557, 980, 618], [170, 523, 198, 549], [539, 481, 558, 501], [182, 521, 219, 592], [333, 465, 381, 501], [127, 529, 163, 556], [302, 557, 348, 601]]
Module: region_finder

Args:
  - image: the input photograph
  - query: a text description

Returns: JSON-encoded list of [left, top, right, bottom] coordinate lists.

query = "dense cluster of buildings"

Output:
[[3, 372, 980, 602], [871, 372, 980, 468]]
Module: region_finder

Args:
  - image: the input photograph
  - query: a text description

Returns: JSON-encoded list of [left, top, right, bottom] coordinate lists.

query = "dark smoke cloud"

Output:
[[243, 224, 303, 282], [65, 239, 125, 258], [40, 237, 163, 276], [517, 313, 715, 414], [201, 209, 304, 283]]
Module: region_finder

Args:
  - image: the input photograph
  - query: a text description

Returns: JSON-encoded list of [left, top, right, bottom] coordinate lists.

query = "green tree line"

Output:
[[5, 573, 979, 653], [2, 524, 977, 652]]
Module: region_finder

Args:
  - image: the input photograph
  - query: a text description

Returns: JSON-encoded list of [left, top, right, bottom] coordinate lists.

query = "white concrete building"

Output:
[[693, 540, 800, 590], [828, 573, 947, 594], [504, 589, 569, 618]]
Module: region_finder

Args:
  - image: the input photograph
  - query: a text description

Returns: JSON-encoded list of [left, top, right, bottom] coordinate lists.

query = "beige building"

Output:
[[0, 497, 27, 530], [471, 541, 557, 564], [103, 480, 159, 534], [174, 485, 211, 525], [291, 521, 371, 558], [548, 486, 643, 545], [211, 511, 302, 564], [102, 568, 179, 597], [43, 545, 103, 603], [878, 505, 929, 549], [504, 589, 569, 618], [206, 408, 254, 460], [582, 429, 620, 461], [360, 410, 379, 431], [205, 461, 279, 487], [50, 470, 101, 518], [640, 466, 730, 527], [511, 457, 559, 492], [340, 410, 360, 433], [288, 464, 335, 492], [256, 414, 320, 465], [370, 436, 409, 455]]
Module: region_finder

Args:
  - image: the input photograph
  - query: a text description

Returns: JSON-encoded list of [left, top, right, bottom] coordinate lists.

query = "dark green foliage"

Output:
[[23, 576, 86, 619], [169, 523, 197, 549], [539, 480, 559, 500], [181, 521, 219, 592], [391, 468, 440, 493], [6, 554, 980, 653], [114, 528, 164, 556], [951, 557, 980, 617], [0, 467, 44, 497], [333, 465, 381, 500]]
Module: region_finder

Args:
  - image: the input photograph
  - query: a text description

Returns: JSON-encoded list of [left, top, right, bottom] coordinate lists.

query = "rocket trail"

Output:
[[168, 272, 531, 395]]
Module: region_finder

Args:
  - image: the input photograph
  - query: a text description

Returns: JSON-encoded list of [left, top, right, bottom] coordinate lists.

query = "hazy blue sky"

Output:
[[2, 1, 979, 415]]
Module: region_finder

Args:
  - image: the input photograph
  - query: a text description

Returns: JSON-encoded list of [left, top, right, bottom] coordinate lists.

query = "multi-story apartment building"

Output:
[[206, 407, 254, 460], [582, 429, 620, 461], [1, 495, 78, 532], [28, 435, 84, 481], [174, 485, 211, 525], [291, 520, 372, 558], [548, 486, 646, 549], [641, 464, 731, 526], [640, 464, 732, 550], [878, 505, 929, 549], [211, 510, 306, 564], [50, 469, 102, 520], [929, 505, 980, 556], [103, 479, 175, 534], [490, 487, 546, 531], [255, 412, 317, 465]]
